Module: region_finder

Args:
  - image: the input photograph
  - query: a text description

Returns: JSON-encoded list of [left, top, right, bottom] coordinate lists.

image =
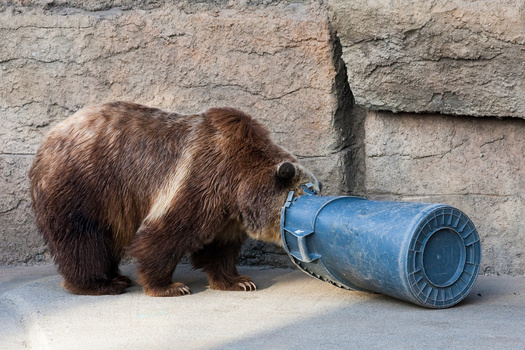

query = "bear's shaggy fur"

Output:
[[29, 102, 320, 296]]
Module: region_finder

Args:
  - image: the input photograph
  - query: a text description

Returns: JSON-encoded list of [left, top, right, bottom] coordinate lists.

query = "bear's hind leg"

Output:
[[54, 213, 129, 295], [192, 236, 256, 292], [59, 251, 129, 296]]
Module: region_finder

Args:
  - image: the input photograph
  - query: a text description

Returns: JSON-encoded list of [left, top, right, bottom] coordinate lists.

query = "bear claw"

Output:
[[209, 275, 257, 291], [179, 285, 191, 295], [232, 276, 257, 291], [144, 282, 191, 297], [237, 281, 257, 291]]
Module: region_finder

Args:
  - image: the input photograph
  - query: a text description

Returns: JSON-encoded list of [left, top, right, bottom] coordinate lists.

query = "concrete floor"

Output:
[[1, 264, 524, 350]]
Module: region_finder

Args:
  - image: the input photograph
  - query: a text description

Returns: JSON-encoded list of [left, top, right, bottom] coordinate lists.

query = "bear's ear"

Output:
[[276, 162, 296, 180]]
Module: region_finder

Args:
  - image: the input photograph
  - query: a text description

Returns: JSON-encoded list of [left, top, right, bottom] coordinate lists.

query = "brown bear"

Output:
[[29, 102, 320, 297]]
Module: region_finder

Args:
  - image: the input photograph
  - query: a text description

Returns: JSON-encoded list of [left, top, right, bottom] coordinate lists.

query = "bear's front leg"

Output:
[[191, 234, 256, 292], [128, 223, 192, 297]]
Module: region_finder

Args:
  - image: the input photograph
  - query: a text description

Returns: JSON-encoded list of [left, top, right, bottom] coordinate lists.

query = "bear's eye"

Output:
[[276, 162, 295, 180]]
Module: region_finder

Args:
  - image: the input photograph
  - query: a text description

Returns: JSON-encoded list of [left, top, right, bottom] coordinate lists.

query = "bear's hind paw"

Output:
[[62, 278, 129, 295], [112, 275, 133, 289]]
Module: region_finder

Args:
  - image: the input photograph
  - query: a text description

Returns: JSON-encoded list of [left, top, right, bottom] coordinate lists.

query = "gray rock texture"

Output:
[[0, 155, 44, 264], [0, 1, 352, 265], [327, 0, 525, 117]]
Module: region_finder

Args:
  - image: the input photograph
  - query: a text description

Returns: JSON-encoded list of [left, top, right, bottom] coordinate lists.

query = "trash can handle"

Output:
[[281, 191, 321, 263], [282, 227, 321, 263]]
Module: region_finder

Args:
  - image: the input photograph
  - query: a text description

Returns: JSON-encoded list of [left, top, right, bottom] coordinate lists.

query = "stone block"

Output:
[[328, 0, 525, 117]]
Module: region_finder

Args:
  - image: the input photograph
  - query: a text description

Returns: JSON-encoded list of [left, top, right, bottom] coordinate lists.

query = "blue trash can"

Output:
[[280, 188, 481, 308]]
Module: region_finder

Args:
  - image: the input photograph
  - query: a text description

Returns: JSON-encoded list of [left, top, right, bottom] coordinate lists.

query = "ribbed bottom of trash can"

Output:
[[407, 207, 481, 308]]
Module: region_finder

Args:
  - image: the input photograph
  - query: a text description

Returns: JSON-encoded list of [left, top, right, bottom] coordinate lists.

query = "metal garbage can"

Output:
[[280, 189, 481, 308]]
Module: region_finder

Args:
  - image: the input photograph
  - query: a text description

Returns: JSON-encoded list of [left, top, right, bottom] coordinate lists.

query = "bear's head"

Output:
[[236, 159, 321, 245], [206, 107, 321, 245]]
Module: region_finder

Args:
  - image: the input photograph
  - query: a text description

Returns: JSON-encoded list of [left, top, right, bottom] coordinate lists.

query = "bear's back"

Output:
[[29, 102, 288, 243]]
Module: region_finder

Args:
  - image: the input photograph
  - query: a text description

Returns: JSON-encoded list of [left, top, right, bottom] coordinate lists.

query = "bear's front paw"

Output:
[[235, 280, 257, 291], [231, 276, 257, 291], [144, 282, 191, 297], [210, 275, 257, 292]]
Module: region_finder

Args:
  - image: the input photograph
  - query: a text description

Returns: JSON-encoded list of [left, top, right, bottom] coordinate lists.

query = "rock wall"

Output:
[[1, 0, 524, 275], [327, 0, 525, 117]]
